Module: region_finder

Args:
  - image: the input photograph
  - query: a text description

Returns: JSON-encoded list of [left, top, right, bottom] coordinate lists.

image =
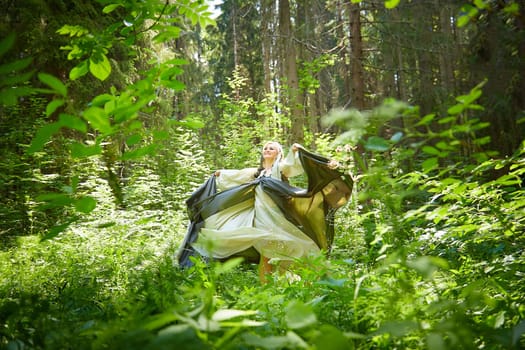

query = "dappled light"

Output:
[[1, 0, 524, 349]]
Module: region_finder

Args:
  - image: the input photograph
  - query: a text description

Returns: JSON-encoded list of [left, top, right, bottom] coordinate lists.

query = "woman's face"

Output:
[[262, 142, 280, 162]]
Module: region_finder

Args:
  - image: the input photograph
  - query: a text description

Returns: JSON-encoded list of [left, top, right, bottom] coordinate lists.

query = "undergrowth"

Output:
[[1, 147, 524, 349], [1, 93, 524, 349]]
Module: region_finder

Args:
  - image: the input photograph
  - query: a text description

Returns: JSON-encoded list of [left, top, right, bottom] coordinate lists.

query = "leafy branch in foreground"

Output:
[[20, 0, 215, 239]]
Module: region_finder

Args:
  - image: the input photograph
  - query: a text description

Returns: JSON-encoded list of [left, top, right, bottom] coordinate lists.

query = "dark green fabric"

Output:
[[177, 148, 353, 267]]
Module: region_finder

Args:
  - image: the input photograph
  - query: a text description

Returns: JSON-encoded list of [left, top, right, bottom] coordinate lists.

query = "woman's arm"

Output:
[[214, 168, 258, 190], [280, 143, 304, 178]]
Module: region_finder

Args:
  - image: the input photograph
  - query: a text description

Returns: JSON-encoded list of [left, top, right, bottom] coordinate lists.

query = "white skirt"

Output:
[[192, 186, 320, 262]]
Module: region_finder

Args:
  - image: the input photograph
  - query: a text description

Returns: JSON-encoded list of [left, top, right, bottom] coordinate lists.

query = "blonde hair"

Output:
[[255, 141, 284, 179]]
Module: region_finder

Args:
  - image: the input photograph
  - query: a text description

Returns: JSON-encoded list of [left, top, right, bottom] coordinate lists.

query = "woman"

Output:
[[177, 142, 352, 283]]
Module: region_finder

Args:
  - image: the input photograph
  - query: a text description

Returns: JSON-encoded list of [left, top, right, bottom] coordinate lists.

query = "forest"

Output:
[[0, 0, 524, 348]]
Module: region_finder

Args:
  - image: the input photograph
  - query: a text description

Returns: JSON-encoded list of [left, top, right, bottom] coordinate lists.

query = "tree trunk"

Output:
[[439, 4, 455, 97], [415, 2, 435, 116], [336, 1, 351, 108], [347, 2, 366, 110], [261, 0, 273, 94], [232, 5, 240, 100], [279, 0, 304, 143]]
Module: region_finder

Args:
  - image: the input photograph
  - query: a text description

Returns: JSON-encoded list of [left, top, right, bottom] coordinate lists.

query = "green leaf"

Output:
[[153, 130, 169, 140], [151, 324, 210, 349], [40, 221, 74, 241], [36, 192, 72, 203], [0, 70, 35, 86], [38, 73, 67, 97], [126, 134, 142, 146], [83, 106, 112, 134], [246, 331, 308, 349], [456, 88, 482, 105], [70, 60, 89, 80], [406, 256, 449, 279], [161, 79, 186, 91], [160, 66, 185, 79], [171, 118, 205, 129], [113, 97, 148, 123], [458, 5, 478, 28], [421, 157, 438, 172], [422, 146, 440, 156], [504, 3, 520, 15], [473, 0, 487, 9], [58, 113, 87, 132], [46, 99, 65, 116], [211, 309, 257, 322], [214, 257, 244, 275], [120, 144, 156, 160], [473, 136, 491, 145], [374, 320, 419, 337], [89, 54, 111, 81], [285, 300, 317, 329], [56, 24, 89, 37], [0, 86, 34, 106], [128, 120, 143, 130], [447, 104, 464, 115], [74, 196, 97, 213], [384, 0, 400, 9], [512, 320, 525, 346], [314, 324, 352, 350], [426, 332, 446, 350], [65, 45, 84, 60], [0, 33, 15, 57], [0, 57, 33, 75], [97, 222, 116, 229], [143, 312, 180, 331], [364, 136, 390, 152], [492, 310, 506, 328], [438, 116, 456, 124], [415, 113, 436, 127], [435, 141, 452, 150], [70, 142, 102, 158], [26, 122, 61, 154], [152, 26, 182, 42], [91, 93, 114, 107], [102, 3, 122, 13]]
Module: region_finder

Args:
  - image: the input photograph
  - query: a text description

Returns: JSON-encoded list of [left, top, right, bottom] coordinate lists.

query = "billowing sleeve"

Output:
[[280, 144, 304, 178], [215, 167, 258, 191]]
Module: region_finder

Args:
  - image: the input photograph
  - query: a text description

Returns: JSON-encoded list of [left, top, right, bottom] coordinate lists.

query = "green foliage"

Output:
[[1, 1, 525, 349], [457, 1, 521, 27], [1, 117, 524, 348], [0, 201, 184, 349], [351, 0, 400, 7], [323, 98, 408, 148], [213, 68, 292, 169], [320, 84, 525, 348], [146, 125, 211, 209], [0, 34, 35, 106], [298, 54, 336, 95], [0, 94, 76, 240], [6, 0, 216, 237]]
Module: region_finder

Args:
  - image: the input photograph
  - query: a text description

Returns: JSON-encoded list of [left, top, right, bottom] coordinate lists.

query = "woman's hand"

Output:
[[214, 170, 220, 177], [291, 143, 301, 152]]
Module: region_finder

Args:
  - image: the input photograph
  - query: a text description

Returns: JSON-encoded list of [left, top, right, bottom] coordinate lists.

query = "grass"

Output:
[[1, 188, 524, 349], [0, 206, 184, 349]]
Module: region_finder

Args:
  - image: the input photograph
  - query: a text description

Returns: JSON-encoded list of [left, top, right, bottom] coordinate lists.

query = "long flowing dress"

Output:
[[177, 146, 353, 267]]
